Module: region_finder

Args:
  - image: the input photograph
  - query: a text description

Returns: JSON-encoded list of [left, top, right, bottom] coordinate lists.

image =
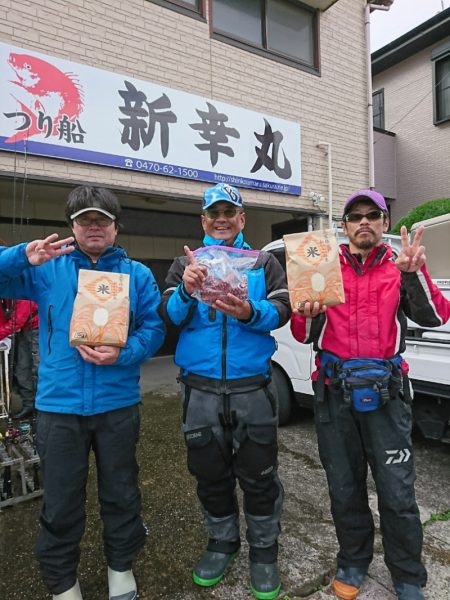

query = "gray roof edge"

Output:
[[371, 7, 450, 75]]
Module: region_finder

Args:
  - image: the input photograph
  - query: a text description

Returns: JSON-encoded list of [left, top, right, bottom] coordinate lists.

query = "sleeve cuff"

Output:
[[178, 282, 195, 303], [239, 300, 257, 324]]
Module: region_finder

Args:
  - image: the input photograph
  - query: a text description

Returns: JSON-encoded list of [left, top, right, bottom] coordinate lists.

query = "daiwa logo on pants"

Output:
[[385, 448, 411, 464]]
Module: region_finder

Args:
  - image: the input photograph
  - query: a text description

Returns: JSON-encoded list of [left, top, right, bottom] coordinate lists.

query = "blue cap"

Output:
[[343, 189, 388, 217], [202, 183, 243, 210]]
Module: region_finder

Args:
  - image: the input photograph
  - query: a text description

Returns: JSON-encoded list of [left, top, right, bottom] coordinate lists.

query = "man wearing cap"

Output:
[[0, 186, 165, 600], [160, 183, 291, 600], [290, 189, 450, 600]]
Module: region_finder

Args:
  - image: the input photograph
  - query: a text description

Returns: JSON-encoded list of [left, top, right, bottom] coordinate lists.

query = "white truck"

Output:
[[264, 216, 450, 443]]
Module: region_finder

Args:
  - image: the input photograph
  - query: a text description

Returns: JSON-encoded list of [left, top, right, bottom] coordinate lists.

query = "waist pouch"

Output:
[[320, 351, 403, 412]]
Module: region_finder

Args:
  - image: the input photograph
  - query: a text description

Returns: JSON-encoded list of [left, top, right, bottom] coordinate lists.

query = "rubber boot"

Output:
[[393, 580, 425, 600], [332, 566, 367, 600], [250, 561, 281, 600], [107, 567, 137, 600], [192, 549, 239, 587], [53, 580, 83, 600]]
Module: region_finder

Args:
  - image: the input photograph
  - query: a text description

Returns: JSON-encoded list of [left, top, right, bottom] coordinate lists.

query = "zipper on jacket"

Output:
[[221, 314, 227, 386], [47, 305, 53, 355], [128, 310, 134, 334]]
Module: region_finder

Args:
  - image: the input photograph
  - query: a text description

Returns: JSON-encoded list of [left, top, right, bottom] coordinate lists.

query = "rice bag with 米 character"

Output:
[[191, 245, 260, 306], [69, 269, 130, 347], [284, 229, 345, 310]]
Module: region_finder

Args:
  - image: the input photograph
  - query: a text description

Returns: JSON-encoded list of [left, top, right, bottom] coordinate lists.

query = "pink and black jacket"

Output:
[[290, 243, 450, 378]]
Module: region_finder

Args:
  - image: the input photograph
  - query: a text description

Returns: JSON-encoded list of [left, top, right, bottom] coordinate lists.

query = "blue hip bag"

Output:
[[320, 351, 403, 412]]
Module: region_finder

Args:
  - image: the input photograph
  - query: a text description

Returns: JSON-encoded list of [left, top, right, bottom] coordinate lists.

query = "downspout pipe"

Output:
[[365, 2, 392, 189], [317, 142, 332, 228]]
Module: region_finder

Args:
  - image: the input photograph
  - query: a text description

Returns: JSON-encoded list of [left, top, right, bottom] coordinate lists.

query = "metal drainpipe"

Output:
[[366, 2, 392, 189], [317, 142, 332, 228]]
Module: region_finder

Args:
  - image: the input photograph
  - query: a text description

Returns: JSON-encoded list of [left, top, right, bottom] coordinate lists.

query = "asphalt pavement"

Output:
[[140, 356, 450, 600], [1, 355, 449, 599]]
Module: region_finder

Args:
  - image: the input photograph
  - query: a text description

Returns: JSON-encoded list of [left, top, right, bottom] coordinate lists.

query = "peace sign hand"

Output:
[[182, 245, 207, 295], [395, 225, 426, 273], [26, 234, 75, 266]]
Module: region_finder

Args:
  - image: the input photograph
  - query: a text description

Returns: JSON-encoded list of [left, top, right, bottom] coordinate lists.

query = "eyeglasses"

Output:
[[344, 210, 385, 223], [204, 207, 240, 219], [74, 216, 114, 228]]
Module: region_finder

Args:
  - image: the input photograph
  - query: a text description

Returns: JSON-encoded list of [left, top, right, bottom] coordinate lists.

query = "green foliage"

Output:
[[391, 198, 450, 234], [424, 509, 450, 527]]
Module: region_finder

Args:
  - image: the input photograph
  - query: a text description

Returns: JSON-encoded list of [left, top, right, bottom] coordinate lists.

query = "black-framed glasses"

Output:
[[74, 216, 114, 228], [344, 210, 385, 223], [204, 207, 240, 219]]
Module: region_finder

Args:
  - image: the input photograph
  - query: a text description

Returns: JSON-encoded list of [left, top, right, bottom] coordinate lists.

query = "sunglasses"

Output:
[[74, 216, 114, 228], [204, 207, 240, 219], [344, 210, 385, 223]]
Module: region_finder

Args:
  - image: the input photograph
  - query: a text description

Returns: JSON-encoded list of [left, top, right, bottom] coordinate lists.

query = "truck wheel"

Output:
[[273, 366, 292, 426]]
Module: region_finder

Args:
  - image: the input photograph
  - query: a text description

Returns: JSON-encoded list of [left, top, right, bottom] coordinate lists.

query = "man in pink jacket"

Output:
[[290, 190, 450, 600], [0, 296, 39, 419]]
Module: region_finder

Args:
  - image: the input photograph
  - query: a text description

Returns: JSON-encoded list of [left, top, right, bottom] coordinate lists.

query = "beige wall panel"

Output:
[[1, 0, 369, 223], [373, 39, 450, 223]]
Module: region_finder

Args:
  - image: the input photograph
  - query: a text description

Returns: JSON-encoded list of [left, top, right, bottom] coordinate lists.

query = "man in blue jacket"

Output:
[[0, 186, 165, 600], [160, 183, 291, 600]]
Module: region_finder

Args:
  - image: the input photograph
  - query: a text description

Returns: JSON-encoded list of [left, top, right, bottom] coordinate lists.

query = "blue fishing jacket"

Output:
[[0, 243, 165, 415], [160, 235, 290, 381]]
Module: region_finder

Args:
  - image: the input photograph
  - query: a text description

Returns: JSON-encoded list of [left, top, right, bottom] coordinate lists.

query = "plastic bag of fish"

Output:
[[191, 246, 260, 306]]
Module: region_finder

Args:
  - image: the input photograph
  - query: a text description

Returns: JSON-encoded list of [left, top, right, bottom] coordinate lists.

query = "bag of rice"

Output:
[[69, 269, 130, 347], [284, 229, 345, 310]]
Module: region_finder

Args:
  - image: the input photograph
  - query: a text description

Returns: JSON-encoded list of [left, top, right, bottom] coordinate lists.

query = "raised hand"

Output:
[[182, 245, 207, 295], [26, 234, 75, 266], [395, 225, 426, 272]]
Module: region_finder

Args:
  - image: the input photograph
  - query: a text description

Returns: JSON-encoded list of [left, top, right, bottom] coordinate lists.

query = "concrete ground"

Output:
[[1, 355, 449, 599], [140, 357, 450, 600]]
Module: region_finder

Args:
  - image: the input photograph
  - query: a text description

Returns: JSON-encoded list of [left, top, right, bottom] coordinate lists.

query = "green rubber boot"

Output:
[[250, 562, 281, 600], [192, 550, 239, 587]]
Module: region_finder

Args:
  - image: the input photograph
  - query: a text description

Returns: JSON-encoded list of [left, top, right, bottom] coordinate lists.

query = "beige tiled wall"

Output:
[[373, 41, 450, 223], [0, 0, 369, 219]]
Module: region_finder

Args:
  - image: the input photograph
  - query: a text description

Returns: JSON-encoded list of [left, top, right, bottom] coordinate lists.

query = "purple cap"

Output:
[[343, 189, 388, 217]]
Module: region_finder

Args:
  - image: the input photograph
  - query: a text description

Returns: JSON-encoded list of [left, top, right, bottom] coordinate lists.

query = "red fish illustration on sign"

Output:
[[5, 53, 84, 143]]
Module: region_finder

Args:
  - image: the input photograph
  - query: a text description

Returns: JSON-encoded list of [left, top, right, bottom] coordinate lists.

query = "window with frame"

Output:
[[148, 0, 204, 19], [212, 0, 318, 72], [373, 89, 385, 130], [434, 53, 450, 124]]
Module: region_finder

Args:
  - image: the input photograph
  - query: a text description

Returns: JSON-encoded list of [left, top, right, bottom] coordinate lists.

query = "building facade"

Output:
[[372, 7, 450, 224], [1, 0, 370, 263]]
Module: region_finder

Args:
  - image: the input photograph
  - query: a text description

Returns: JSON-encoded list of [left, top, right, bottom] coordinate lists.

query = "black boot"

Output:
[[393, 580, 425, 600], [11, 407, 34, 420]]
